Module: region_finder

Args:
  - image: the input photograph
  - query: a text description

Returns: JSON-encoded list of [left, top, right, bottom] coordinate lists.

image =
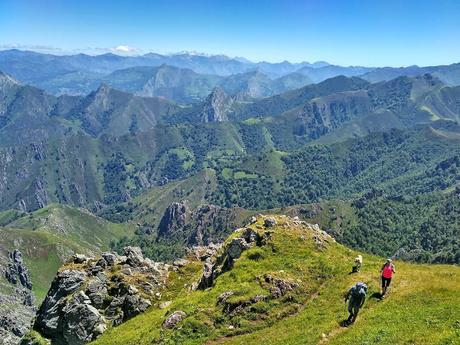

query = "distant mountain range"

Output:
[[102, 65, 313, 103], [1, 67, 460, 213], [1, 49, 459, 100]]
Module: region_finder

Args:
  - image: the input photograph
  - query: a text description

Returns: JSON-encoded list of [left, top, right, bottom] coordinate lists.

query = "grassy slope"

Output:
[[0, 227, 86, 300], [7, 203, 133, 252], [92, 216, 460, 345], [0, 204, 133, 300], [126, 169, 217, 227]]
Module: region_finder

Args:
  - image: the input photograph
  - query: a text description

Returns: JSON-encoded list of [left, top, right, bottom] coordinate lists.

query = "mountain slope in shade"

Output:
[[0, 78, 180, 144], [361, 62, 460, 86], [103, 65, 314, 103], [298, 64, 374, 83], [103, 64, 221, 103], [67, 83, 179, 137]]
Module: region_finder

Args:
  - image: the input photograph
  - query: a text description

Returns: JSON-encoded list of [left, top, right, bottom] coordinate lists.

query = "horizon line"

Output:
[[0, 46, 459, 69]]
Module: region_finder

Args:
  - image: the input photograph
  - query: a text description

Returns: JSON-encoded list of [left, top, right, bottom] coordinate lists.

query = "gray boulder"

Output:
[[73, 254, 88, 264], [123, 247, 144, 267], [101, 253, 117, 266], [32, 247, 168, 344], [61, 294, 106, 344], [163, 311, 186, 329], [264, 217, 277, 227], [227, 238, 251, 260]]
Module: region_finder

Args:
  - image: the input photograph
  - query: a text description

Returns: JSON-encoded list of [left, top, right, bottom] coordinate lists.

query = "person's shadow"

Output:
[[370, 292, 383, 300]]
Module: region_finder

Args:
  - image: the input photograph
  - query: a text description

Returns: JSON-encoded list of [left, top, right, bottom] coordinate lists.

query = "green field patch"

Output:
[[243, 117, 274, 125], [221, 168, 233, 179], [234, 171, 258, 179]]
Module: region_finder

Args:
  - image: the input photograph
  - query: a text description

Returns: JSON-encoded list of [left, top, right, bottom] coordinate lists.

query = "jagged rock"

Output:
[[85, 278, 108, 308], [0, 250, 36, 344], [157, 202, 189, 238], [227, 237, 251, 260], [61, 294, 106, 344], [101, 253, 117, 266], [0, 315, 29, 337], [123, 246, 144, 267], [123, 294, 151, 319], [95, 258, 108, 269], [187, 243, 222, 261], [201, 87, 233, 123], [241, 228, 260, 243], [197, 227, 265, 289], [32, 247, 168, 344], [264, 218, 277, 227], [163, 311, 186, 329], [35, 270, 87, 336], [216, 291, 234, 305], [249, 216, 257, 224], [4, 249, 33, 290], [73, 254, 88, 264], [173, 258, 189, 267], [264, 274, 299, 298], [157, 203, 244, 247], [199, 261, 215, 288]]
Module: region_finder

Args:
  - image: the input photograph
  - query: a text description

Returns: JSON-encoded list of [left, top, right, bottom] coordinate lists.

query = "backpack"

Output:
[[355, 282, 368, 292], [351, 282, 368, 304]]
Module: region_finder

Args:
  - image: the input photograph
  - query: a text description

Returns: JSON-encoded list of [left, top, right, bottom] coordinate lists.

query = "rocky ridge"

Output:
[[156, 201, 246, 246], [24, 247, 170, 345], [157, 214, 336, 334], [200, 87, 233, 123], [23, 215, 337, 344], [0, 250, 36, 345]]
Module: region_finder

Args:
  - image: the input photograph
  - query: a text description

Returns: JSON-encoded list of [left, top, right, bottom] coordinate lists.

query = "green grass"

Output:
[[124, 169, 217, 227], [0, 204, 134, 301], [0, 227, 87, 301], [7, 204, 133, 252], [242, 117, 274, 125], [0, 209, 24, 226], [91, 215, 460, 345], [233, 171, 258, 179]]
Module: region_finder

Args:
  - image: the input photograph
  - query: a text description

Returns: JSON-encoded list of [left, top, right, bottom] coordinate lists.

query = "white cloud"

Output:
[[113, 45, 134, 52], [108, 45, 141, 55]]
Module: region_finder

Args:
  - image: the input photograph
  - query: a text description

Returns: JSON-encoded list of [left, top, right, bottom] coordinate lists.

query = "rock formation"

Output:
[[197, 226, 269, 289], [157, 202, 189, 238], [4, 249, 33, 290], [157, 202, 245, 246], [0, 250, 36, 345], [28, 247, 169, 345], [201, 87, 233, 123]]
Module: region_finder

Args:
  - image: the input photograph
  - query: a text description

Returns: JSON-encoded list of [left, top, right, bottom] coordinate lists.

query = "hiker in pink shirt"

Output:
[[380, 258, 396, 297]]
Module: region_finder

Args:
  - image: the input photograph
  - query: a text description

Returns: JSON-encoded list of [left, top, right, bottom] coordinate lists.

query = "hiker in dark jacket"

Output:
[[344, 282, 368, 324]]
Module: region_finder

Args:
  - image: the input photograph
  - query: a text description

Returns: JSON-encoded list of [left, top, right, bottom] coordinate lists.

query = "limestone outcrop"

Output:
[[28, 247, 169, 345]]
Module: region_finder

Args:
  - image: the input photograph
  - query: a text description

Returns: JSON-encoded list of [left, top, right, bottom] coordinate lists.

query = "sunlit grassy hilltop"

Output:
[[92, 215, 460, 345]]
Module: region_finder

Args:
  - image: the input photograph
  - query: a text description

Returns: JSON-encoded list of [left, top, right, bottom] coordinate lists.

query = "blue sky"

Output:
[[1, 0, 459, 66]]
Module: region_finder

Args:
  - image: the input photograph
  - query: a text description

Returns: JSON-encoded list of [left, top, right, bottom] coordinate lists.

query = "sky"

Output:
[[0, 0, 459, 67]]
